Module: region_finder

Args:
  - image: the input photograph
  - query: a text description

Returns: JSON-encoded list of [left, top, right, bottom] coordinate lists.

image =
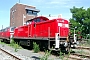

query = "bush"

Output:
[[10, 39, 21, 52], [33, 42, 40, 53], [10, 39, 15, 46]]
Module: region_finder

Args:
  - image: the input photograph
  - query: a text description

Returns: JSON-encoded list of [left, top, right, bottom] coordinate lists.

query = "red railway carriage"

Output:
[[14, 16, 70, 51], [0, 29, 3, 38], [0, 29, 6, 39], [0, 27, 16, 43]]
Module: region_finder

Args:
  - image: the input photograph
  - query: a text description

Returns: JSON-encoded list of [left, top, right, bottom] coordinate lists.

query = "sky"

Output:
[[0, 0, 90, 29]]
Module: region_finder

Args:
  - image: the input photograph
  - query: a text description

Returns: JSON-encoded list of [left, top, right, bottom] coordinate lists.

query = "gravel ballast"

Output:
[[0, 44, 60, 60]]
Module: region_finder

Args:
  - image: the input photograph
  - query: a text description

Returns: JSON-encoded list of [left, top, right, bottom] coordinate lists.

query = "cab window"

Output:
[[26, 21, 32, 25], [37, 18, 40, 22], [34, 18, 40, 23], [41, 18, 46, 22], [34, 19, 37, 22]]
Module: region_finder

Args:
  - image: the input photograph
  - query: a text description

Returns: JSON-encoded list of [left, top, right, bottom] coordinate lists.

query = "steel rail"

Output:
[[0, 48, 22, 60], [76, 46, 90, 50], [71, 53, 90, 58]]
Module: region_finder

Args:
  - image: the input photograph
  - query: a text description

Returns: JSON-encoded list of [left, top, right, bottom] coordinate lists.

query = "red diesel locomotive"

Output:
[[13, 16, 70, 51]]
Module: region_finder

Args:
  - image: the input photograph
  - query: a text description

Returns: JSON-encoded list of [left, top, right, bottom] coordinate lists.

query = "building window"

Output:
[[26, 10, 37, 16], [33, 11, 37, 16], [12, 22, 14, 24], [12, 10, 15, 19], [27, 10, 32, 15]]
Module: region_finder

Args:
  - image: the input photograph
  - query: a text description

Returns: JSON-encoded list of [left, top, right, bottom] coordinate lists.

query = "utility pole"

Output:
[[19, 0, 20, 3], [2, 25, 3, 29]]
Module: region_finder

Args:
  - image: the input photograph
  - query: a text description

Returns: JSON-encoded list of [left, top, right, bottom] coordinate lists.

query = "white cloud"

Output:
[[45, 0, 82, 8], [20, 0, 82, 9], [38, 13, 72, 20], [50, 1, 60, 4], [46, 0, 67, 5]]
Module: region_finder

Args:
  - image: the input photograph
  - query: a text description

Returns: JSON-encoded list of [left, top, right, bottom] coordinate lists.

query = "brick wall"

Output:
[[10, 3, 39, 27]]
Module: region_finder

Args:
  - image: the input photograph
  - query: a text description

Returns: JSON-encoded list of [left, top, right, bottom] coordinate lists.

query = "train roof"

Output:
[[47, 17, 68, 20]]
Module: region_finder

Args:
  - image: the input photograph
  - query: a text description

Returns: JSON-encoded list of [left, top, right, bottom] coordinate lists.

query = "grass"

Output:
[[78, 39, 90, 47], [0, 39, 22, 52], [40, 50, 52, 60], [0, 41, 5, 44], [9, 39, 22, 52], [76, 41, 88, 58], [59, 50, 65, 60], [86, 39, 90, 47], [62, 49, 72, 60], [74, 50, 87, 58], [0, 40, 6, 47]]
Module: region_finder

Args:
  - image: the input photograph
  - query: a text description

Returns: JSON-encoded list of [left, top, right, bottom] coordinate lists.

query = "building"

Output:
[[10, 3, 40, 27]]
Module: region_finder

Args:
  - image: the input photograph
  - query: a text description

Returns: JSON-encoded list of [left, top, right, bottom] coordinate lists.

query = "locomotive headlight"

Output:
[[64, 42, 68, 47]]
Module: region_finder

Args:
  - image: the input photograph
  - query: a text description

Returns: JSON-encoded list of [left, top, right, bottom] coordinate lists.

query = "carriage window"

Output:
[[2, 29, 4, 32], [11, 27, 16, 31], [5, 28, 7, 31], [3, 29, 5, 32], [1, 30, 2, 32], [0, 30, 2, 32]]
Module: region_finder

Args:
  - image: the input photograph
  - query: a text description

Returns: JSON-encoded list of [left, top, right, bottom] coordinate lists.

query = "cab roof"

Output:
[[26, 16, 49, 22]]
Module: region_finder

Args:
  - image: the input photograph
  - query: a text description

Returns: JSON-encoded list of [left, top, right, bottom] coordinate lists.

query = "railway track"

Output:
[[69, 53, 90, 60], [0, 48, 22, 60], [69, 46, 90, 60], [76, 46, 90, 50]]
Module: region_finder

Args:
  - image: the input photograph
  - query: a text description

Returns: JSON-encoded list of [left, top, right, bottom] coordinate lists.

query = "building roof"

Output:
[[16, 3, 36, 8]]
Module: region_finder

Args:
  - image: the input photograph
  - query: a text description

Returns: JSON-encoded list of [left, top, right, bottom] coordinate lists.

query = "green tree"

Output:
[[70, 6, 90, 38]]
